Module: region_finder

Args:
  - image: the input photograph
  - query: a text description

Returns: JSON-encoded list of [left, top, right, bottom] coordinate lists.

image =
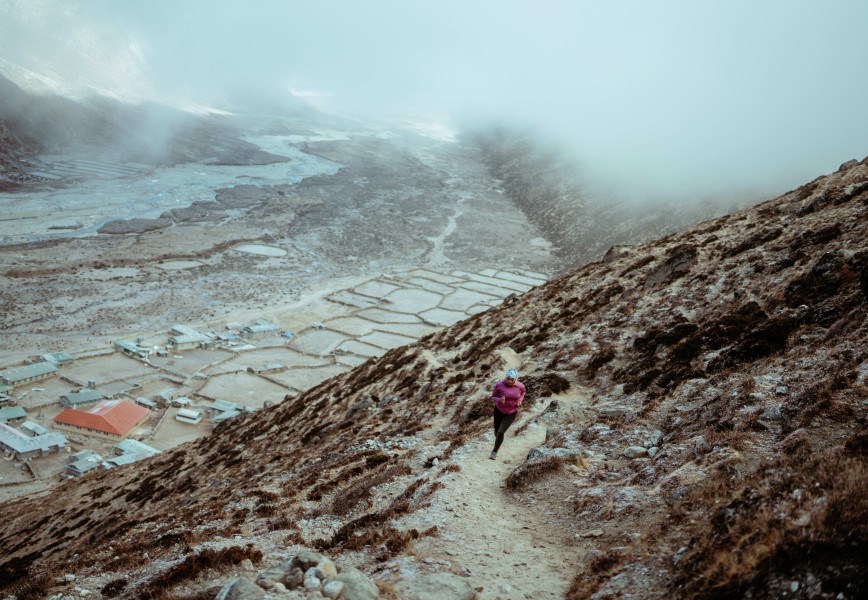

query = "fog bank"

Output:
[[2, 0, 866, 200]]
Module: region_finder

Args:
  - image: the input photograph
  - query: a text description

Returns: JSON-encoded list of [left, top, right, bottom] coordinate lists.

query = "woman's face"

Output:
[[506, 377, 516, 386]]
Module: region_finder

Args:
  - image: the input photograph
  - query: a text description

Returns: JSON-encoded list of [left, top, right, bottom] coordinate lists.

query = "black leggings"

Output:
[[493, 406, 517, 452]]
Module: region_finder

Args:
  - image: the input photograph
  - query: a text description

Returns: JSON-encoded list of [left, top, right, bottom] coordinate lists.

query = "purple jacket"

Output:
[[491, 379, 526, 415]]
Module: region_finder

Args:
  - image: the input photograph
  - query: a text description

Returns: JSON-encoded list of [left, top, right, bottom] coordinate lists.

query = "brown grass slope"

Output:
[[1, 158, 866, 599]]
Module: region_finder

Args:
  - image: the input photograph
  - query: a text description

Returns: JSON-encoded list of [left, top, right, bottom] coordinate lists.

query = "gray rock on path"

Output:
[[304, 568, 322, 590], [642, 430, 663, 448], [291, 550, 325, 573], [216, 577, 266, 600], [286, 567, 305, 589], [623, 446, 648, 458], [242, 549, 384, 599], [335, 566, 380, 599], [538, 399, 560, 420], [761, 405, 782, 421], [526, 447, 581, 461], [323, 580, 345, 599], [256, 565, 288, 589], [393, 573, 476, 600], [596, 406, 631, 420]]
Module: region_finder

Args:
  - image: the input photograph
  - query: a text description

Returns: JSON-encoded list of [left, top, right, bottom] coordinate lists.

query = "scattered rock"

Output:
[[256, 565, 288, 589], [323, 580, 345, 599], [285, 567, 305, 589], [538, 399, 560, 418], [596, 406, 630, 420], [688, 435, 710, 456], [291, 550, 324, 573], [315, 557, 338, 579], [527, 447, 581, 461], [216, 577, 266, 600], [249, 552, 384, 599], [623, 446, 648, 459], [581, 529, 605, 538], [335, 566, 380, 600], [304, 571, 322, 590], [760, 405, 782, 421], [642, 430, 663, 448]]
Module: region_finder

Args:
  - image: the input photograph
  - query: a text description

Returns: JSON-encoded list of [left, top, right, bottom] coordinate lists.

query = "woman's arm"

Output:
[[491, 382, 503, 402]]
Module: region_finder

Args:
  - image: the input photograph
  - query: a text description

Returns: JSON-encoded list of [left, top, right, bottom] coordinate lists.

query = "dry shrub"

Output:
[[781, 382, 833, 434], [365, 450, 391, 467], [578, 426, 601, 444], [9, 571, 54, 600], [268, 515, 295, 531], [330, 465, 412, 514], [566, 548, 627, 599], [307, 464, 365, 501], [522, 372, 571, 401], [438, 432, 467, 462], [319, 519, 438, 558], [585, 347, 616, 377], [671, 448, 868, 599], [586, 548, 624, 574], [376, 580, 399, 599], [103, 551, 151, 573], [342, 526, 419, 553], [512, 418, 532, 437], [248, 490, 279, 503], [452, 394, 491, 428], [101, 577, 128, 598], [137, 545, 262, 599], [283, 530, 304, 546], [505, 456, 567, 490], [373, 477, 430, 522], [316, 477, 443, 555]]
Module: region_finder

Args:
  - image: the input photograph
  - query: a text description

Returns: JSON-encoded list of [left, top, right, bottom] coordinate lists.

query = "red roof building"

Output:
[[53, 399, 150, 440]]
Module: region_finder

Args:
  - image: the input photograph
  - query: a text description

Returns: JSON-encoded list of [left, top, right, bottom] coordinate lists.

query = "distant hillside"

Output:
[[467, 124, 754, 268], [0, 158, 866, 599], [0, 73, 311, 189]]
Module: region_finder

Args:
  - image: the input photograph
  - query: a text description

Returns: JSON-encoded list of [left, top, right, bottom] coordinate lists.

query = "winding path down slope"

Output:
[[402, 390, 590, 599]]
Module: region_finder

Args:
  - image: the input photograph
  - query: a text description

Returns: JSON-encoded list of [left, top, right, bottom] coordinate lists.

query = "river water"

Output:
[[0, 135, 342, 245]]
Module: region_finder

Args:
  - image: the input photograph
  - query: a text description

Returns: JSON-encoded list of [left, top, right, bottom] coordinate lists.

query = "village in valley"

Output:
[[0, 265, 547, 500]]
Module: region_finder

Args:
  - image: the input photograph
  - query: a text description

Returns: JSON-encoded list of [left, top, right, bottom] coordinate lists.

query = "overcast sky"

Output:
[[2, 0, 867, 199]]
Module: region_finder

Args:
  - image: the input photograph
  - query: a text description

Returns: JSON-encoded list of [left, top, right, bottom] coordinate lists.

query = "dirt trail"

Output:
[[411, 393, 586, 599]]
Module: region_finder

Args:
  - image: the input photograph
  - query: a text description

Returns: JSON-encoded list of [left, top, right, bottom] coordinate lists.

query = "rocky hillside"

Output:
[[1, 158, 866, 600]]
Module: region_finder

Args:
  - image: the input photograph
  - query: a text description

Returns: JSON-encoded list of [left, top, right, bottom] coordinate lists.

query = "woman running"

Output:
[[490, 368, 526, 460]]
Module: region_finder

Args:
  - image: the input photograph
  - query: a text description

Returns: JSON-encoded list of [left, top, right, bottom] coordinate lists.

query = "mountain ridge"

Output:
[[1, 157, 866, 599]]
